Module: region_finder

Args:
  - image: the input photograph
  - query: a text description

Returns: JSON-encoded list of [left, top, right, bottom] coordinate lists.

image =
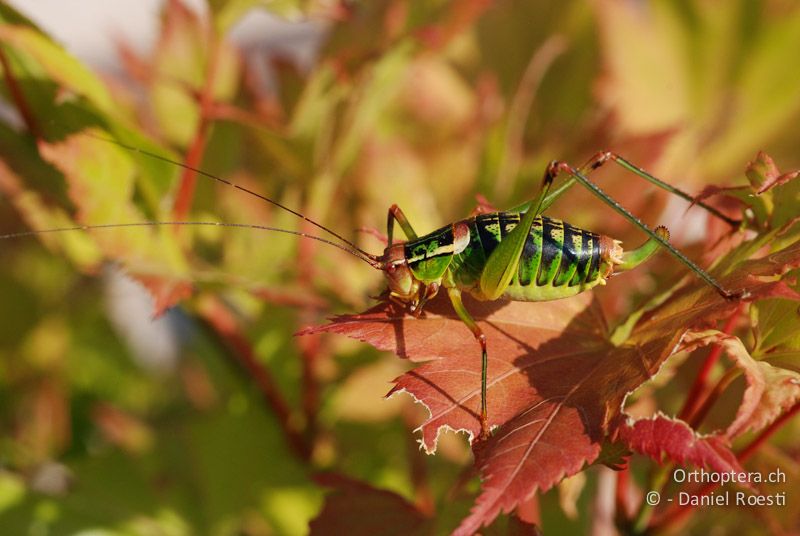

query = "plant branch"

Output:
[[737, 400, 800, 462], [631, 463, 671, 534], [197, 295, 311, 461], [615, 464, 632, 523], [0, 46, 42, 139], [678, 303, 744, 422], [297, 220, 321, 447], [686, 368, 739, 429], [633, 305, 746, 533], [172, 30, 222, 221]]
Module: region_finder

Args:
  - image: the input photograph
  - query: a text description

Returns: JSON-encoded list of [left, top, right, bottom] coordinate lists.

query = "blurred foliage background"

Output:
[[0, 0, 799, 534]]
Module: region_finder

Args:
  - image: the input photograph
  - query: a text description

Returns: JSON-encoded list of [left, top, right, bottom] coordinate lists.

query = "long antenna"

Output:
[[0, 221, 382, 268], [82, 132, 380, 262]]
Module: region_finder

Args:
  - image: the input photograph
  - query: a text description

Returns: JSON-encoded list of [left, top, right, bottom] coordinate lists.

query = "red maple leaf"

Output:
[[309, 473, 431, 536], [304, 239, 800, 533], [616, 414, 745, 477]]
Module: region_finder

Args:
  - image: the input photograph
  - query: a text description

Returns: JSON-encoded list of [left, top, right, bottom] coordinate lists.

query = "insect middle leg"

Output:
[[445, 285, 491, 440], [462, 169, 560, 439]]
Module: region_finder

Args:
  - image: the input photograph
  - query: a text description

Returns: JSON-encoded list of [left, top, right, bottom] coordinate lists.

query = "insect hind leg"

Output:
[[544, 160, 743, 300], [580, 151, 740, 227]]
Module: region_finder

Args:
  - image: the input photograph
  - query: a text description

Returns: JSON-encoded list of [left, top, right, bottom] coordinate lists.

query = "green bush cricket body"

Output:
[[3, 137, 743, 440], [382, 152, 742, 438]]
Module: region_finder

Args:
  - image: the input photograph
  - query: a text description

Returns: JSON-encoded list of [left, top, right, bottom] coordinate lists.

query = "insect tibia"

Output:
[[615, 225, 670, 272]]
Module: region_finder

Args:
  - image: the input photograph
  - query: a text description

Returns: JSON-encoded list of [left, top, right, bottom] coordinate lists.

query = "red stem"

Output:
[[198, 296, 311, 461], [615, 464, 632, 521], [297, 220, 321, 447], [172, 30, 221, 221], [686, 368, 738, 429], [737, 400, 800, 462], [651, 400, 800, 533], [298, 320, 320, 445], [678, 302, 743, 422], [0, 46, 42, 139]]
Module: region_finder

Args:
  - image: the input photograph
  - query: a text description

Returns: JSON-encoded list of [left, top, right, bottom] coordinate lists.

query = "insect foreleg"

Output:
[[387, 204, 418, 245], [446, 286, 490, 440], [545, 161, 742, 300]]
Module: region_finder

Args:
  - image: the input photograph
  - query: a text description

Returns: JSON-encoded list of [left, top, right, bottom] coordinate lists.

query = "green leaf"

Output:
[[0, 25, 114, 113], [37, 131, 191, 283], [210, 0, 308, 32]]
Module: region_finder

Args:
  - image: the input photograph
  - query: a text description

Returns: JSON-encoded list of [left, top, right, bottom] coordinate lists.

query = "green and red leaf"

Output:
[[680, 331, 800, 440]]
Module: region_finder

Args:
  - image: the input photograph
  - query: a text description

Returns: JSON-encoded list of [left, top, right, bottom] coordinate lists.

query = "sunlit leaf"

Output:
[[0, 25, 114, 113], [37, 131, 193, 311], [210, 0, 308, 32]]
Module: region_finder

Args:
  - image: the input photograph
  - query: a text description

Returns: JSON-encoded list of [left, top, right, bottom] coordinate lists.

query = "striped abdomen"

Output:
[[450, 212, 621, 301]]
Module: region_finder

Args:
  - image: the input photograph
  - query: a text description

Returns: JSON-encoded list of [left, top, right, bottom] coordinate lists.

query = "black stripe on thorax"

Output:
[[498, 212, 520, 239], [475, 213, 501, 256], [404, 226, 455, 264]]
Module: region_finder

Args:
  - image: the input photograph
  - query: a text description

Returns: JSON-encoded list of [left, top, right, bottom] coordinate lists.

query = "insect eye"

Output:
[[387, 264, 396, 273]]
